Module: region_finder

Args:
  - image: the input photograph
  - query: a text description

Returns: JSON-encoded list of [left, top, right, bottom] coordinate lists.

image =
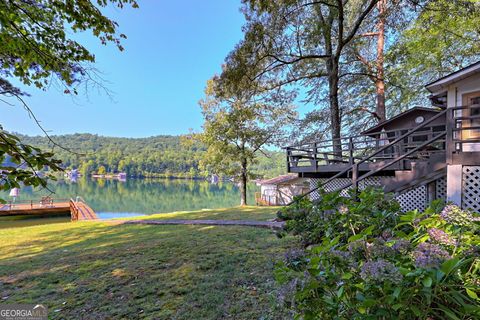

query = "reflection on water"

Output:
[[0, 178, 258, 218]]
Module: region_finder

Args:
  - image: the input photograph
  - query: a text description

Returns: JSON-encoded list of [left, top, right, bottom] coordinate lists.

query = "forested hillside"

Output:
[[17, 133, 285, 179]]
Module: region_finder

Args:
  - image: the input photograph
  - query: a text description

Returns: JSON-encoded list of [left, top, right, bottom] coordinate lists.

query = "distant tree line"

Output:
[[16, 133, 285, 179]]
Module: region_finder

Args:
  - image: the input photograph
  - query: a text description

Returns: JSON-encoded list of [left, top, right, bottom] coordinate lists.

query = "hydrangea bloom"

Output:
[[348, 240, 366, 254], [360, 259, 403, 283], [369, 239, 395, 258], [277, 278, 298, 305], [284, 249, 305, 262], [329, 249, 352, 261], [392, 239, 411, 253], [413, 243, 451, 268], [284, 249, 306, 270], [348, 239, 398, 258], [428, 228, 456, 246], [338, 205, 348, 214], [440, 204, 479, 226], [465, 245, 480, 257]]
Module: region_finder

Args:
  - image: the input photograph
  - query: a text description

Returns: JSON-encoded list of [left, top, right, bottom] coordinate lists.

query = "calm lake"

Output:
[[0, 178, 259, 220]]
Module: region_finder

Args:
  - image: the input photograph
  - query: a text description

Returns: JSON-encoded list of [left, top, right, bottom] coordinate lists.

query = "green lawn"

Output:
[[0, 207, 294, 319], [115, 205, 282, 221]]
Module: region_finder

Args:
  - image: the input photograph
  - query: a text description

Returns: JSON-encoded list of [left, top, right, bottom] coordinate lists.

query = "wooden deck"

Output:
[[0, 198, 97, 221]]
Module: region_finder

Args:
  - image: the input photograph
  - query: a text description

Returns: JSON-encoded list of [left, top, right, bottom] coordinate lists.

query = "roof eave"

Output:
[[361, 107, 441, 135], [425, 61, 480, 93]]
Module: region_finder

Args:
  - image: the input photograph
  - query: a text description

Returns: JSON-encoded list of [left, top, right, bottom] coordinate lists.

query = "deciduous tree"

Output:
[[221, 0, 380, 154], [387, 0, 480, 108], [0, 0, 137, 199], [199, 77, 296, 206]]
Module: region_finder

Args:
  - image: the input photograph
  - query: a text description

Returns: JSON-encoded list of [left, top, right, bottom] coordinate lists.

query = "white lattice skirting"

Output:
[[308, 170, 480, 213], [436, 176, 447, 201], [309, 177, 429, 212], [309, 177, 384, 201], [395, 185, 427, 212], [462, 166, 480, 212]]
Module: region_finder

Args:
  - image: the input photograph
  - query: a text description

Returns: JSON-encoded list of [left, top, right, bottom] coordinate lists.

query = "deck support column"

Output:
[[426, 181, 437, 204], [352, 164, 359, 199], [446, 164, 462, 206], [348, 138, 354, 165]]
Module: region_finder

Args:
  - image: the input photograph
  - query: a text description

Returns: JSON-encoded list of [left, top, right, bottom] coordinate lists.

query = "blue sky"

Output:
[[2, 1, 248, 137]]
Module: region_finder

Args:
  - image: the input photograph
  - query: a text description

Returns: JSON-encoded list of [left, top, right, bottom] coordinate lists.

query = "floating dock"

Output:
[[0, 197, 97, 221]]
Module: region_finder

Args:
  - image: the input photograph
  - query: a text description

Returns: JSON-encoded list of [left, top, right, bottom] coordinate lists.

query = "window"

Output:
[[462, 93, 480, 140]]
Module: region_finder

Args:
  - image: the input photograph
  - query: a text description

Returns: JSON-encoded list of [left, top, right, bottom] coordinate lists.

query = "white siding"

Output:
[[447, 73, 480, 151], [260, 178, 309, 205], [452, 74, 480, 106]]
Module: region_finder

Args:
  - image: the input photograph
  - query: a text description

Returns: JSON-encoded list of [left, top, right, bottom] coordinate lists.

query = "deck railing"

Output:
[[287, 123, 447, 172], [449, 104, 480, 155], [287, 105, 480, 173], [287, 109, 449, 204], [69, 199, 79, 221], [0, 198, 71, 211], [255, 192, 276, 206]]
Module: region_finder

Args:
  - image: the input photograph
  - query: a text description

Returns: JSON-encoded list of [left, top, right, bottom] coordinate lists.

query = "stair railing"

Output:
[[69, 198, 79, 221], [73, 196, 87, 204], [287, 108, 448, 205]]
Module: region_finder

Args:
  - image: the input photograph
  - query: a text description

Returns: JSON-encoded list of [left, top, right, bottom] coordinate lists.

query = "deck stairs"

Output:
[[383, 154, 446, 194], [289, 109, 449, 204]]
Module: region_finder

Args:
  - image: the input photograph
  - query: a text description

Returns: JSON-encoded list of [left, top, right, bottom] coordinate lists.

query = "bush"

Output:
[[276, 189, 480, 319], [278, 188, 401, 246]]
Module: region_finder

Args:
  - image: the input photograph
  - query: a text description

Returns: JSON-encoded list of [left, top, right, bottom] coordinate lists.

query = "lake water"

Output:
[[0, 178, 259, 220]]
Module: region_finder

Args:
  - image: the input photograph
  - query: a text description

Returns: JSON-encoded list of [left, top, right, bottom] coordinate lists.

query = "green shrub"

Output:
[[278, 188, 401, 246], [276, 190, 480, 319]]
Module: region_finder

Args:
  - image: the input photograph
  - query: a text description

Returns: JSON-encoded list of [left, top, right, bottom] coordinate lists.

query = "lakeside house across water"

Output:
[[256, 174, 309, 206], [91, 172, 127, 180]]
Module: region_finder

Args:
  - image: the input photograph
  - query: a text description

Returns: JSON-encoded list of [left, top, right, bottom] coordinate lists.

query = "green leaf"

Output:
[[398, 267, 410, 276], [392, 303, 403, 311], [363, 299, 376, 307], [341, 272, 353, 280], [466, 288, 479, 300], [355, 282, 365, 290], [410, 305, 421, 316], [348, 233, 364, 242], [416, 234, 430, 243], [337, 286, 344, 297], [422, 276, 433, 288], [436, 270, 446, 282], [440, 258, 460, 275], [438, 305, 461, 320], [419, 217, 434, 226], [393, 287, 401, 299]]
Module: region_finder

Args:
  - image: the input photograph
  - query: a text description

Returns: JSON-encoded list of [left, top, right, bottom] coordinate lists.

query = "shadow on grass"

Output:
[[0, 222, 294, 319], [0, 214, 70, 229], [121, 206, 281, 222]]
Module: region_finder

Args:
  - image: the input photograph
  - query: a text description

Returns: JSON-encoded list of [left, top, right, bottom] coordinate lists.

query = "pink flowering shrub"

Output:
[[276, 192, 480, 319]]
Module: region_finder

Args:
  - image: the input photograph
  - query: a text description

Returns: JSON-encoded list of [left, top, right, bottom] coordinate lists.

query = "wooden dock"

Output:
[[0, 197, 97, 221]]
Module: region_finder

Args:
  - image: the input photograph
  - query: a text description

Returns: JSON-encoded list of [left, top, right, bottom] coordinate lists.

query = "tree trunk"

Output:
[[375, 0, 387, 122], [327, 56, 342, 159], [240, 157, 248, 206]]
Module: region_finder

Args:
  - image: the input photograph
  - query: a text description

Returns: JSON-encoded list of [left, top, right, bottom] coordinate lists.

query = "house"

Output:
[[256, 175, 309, 206], [286, 61, 480, 212]]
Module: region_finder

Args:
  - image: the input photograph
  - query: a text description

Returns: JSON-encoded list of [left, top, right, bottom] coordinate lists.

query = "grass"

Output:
[[0, 206, 295, 319], [0, 214, 70, 229], [115, 205, 282, 221]]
